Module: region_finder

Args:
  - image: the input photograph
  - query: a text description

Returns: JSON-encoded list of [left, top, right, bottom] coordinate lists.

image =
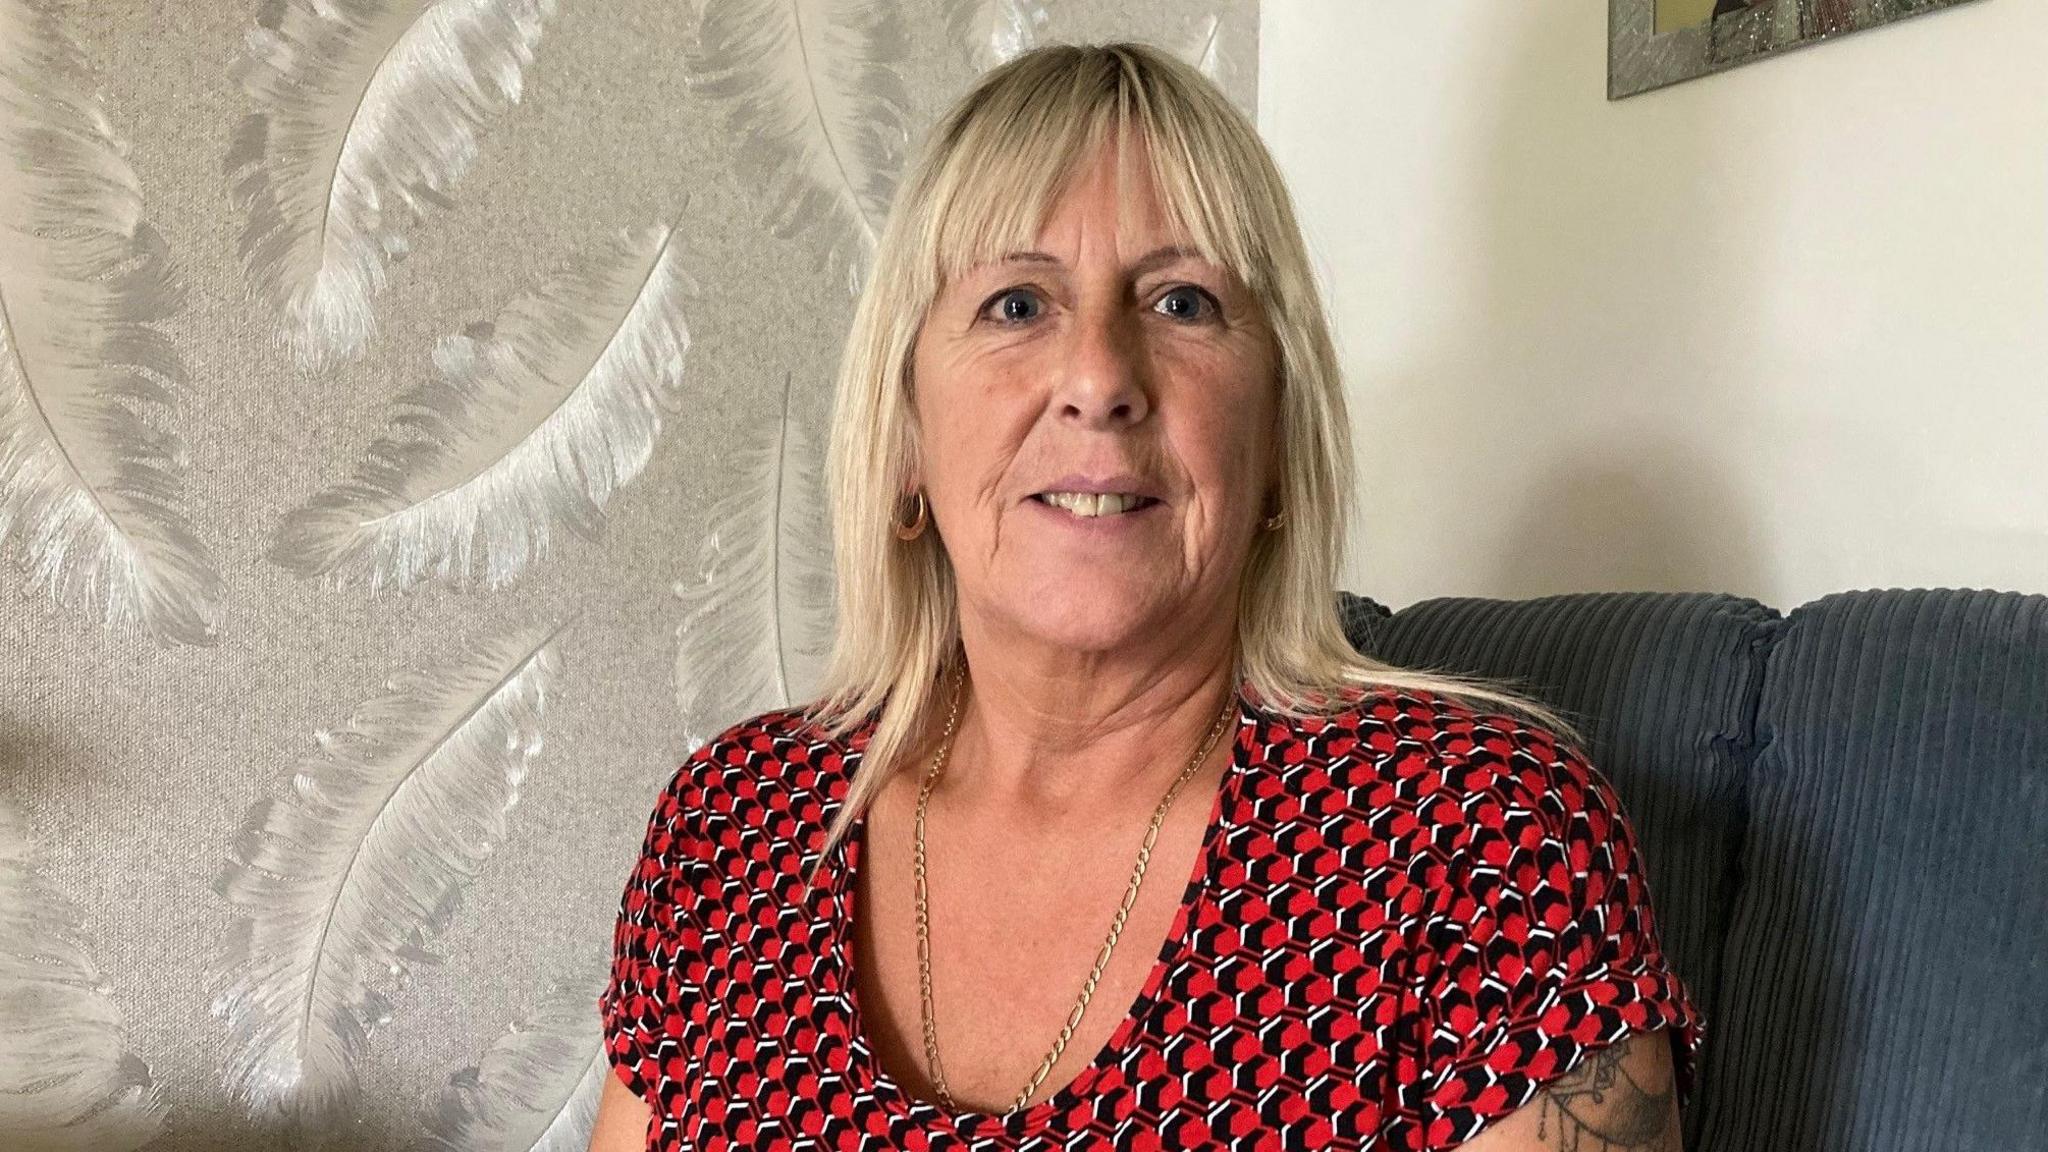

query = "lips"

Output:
[[1022, 470, 1171, 530], [1027, 471, 1166, 503], [1030, 492, 1160, 514]]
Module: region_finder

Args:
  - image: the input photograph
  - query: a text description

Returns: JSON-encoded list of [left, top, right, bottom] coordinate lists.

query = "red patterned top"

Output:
[[601, 683, 1705, 1150]]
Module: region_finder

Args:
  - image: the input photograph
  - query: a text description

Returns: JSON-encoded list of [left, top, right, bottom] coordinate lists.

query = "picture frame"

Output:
[[1609, 0, 1987, 99]]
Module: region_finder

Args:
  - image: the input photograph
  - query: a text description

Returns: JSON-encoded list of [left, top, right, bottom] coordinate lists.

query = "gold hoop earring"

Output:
[[894, 489, 930, 541], [1261, 504, 1285, 532]]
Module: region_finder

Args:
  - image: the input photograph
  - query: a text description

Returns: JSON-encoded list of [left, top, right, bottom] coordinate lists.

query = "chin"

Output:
[[997, 582, 1166, 653]]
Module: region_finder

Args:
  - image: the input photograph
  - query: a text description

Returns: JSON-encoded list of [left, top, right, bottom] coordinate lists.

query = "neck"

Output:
[[934, 616, 1243, 811]]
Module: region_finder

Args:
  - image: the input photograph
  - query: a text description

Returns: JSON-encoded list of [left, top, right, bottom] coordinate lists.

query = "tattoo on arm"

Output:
[[1530, 1035, 1680, 1151]]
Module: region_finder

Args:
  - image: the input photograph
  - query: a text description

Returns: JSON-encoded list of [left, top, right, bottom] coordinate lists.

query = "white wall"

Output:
[[1260, 0, 2046, 612]]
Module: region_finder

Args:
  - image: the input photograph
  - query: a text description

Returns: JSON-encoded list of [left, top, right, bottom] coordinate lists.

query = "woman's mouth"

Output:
[[1030, 491, 1162, 518]]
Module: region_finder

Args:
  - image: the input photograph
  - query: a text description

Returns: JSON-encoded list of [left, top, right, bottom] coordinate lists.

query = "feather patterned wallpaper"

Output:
[[0, 2, 1259, 1150]]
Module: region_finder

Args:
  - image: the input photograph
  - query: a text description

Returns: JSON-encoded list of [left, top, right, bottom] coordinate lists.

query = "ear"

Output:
[[898, 424, 929, 491], [900, 474, 924, 498], [1263, 415, 1286, 497]]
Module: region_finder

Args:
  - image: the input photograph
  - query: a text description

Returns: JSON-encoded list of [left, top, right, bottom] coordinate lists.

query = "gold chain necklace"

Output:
[[912, 662, 1240, 1114]]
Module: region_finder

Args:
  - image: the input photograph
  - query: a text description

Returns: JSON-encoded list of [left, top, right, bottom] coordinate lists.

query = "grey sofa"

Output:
[[1335, 587, 2048, 1152]]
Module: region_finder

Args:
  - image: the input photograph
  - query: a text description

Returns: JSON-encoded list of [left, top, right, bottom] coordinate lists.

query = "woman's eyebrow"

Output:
[[992, 250, 1061, 267], [990, 244, 1207, 277], [1129, 245, 1206, 276]]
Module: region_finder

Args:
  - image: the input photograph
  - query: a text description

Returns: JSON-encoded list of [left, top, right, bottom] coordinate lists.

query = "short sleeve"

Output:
[[598, 747, 712, 1107], [1408, 734, 1707, 1150]]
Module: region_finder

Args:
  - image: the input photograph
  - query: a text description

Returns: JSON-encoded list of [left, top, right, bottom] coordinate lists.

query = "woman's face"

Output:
[[907, 136, 1280, 663]]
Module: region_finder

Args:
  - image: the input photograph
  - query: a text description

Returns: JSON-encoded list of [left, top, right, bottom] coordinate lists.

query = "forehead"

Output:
[[979, 189, 1206, 282], [930, 116, 1226, 287], [1029, 147, 1178, 249]]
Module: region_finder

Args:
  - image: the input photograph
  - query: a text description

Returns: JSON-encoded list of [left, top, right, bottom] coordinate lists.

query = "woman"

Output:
[[591, 42, 1703, 1152]]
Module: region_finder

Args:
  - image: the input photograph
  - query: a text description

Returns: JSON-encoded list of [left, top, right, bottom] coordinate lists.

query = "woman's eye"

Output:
[[981, 287, 1043, 325], [1155, 284, 1219, 322]]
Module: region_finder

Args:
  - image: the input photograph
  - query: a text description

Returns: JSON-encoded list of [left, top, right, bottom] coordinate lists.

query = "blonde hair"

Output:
[[801, 41, 1581, 878]]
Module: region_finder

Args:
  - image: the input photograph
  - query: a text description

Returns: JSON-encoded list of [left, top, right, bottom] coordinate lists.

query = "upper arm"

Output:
[[586, 1065, 655, 1152], [595, 747, 716, 1144], [1404, 725, 1706, 1150], [1450, 1028, 1684, 1151]]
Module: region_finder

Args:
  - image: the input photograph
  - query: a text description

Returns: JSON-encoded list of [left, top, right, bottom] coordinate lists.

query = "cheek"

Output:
[[917, 368, 1035, 521], [1184, 376, 1275, 484]]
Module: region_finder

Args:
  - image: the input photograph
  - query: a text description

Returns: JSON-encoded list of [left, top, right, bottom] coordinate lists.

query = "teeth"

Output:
[[1037, 491, 1147, 517]]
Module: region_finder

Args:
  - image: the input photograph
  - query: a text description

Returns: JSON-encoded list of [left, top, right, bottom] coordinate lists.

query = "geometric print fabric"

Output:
[[602, 684, 1705, 1150]]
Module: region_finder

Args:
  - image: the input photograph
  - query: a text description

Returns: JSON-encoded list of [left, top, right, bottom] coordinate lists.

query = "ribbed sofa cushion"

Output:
[[1697, 588, 2048, 1152], [1337, 589, 1780, 1144]]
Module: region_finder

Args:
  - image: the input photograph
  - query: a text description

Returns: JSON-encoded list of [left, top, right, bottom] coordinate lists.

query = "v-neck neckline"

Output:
[[827, 684, 1260, 1136]]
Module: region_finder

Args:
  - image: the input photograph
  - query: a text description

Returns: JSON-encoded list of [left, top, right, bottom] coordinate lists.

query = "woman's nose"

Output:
[[1052, 305, 1151, 426]]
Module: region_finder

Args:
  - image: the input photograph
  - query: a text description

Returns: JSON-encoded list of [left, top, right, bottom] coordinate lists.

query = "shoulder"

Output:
[[1269, 685, 1616, 869], [652, 702, 863, 839], [1278, 684, 1597, 798], [1399, 687, 1610, 832], [684, 700, 856, 774], [1328, 689, 1654, 967]]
